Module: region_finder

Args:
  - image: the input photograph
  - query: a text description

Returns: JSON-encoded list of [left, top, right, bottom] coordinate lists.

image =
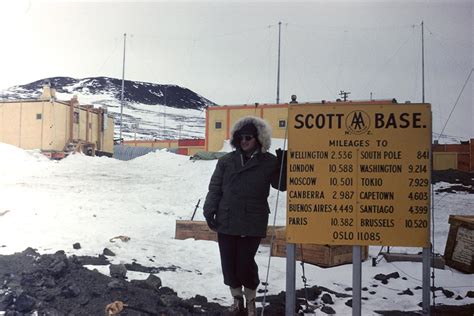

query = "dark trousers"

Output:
[[217, 233, 262, 290]]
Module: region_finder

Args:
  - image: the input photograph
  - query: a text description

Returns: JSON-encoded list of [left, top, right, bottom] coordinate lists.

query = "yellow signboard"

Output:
[[287, 103, 431, 247]]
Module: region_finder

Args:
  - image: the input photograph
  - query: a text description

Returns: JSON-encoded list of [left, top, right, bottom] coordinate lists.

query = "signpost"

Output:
[[286, 103, 432, 315]]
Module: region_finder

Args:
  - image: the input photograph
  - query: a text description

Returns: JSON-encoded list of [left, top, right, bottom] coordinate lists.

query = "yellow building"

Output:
[[0, 84, 114, 158], [205, 103, 290, 152]]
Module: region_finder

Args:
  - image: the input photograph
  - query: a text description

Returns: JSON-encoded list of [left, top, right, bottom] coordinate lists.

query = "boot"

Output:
[[246, 298, 256, 316], [244, 287, 257, 316], [223, 287, 244, 315], [224, 297, 244, 315]]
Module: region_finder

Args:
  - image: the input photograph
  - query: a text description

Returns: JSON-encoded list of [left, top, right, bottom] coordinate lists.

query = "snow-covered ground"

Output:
[[0, 142, 473, 315]]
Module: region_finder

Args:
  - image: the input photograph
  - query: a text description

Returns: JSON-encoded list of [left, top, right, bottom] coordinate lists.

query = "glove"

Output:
[[275, 148, 287, 168], [205, 213, 218, 230], [275, 148, 287, 191]]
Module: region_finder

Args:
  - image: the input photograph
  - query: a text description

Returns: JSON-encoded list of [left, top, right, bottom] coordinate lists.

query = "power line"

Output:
[[289, 22, 416, 33], [129, 25, 272, 42], [95, 38, 121, 75], [361, 34, 413, 94], [437, 68, 474, 141]]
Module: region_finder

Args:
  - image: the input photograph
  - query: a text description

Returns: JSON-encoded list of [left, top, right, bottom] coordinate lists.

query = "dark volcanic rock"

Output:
[[107, 279, 127, 290], [374, 272, 400, 284], [296, 285, 322, 300], [442, 289, 455, 298], [432, 170, 474, 193], [61, 283, 81, 298], [125, 261, 179, 273], [109, 263, 127, 279], [72, 243, 81, 250], [15, 292, 36, 312], [321, 293, 334, 304], [321, 305, 336, 314], [0, 292, 15, 310], [76, 254, 109, 265], [398, 288, 414, 296], [130, 274, 162, 292], [103, 248, 115, 256], [0, 249, 230, 315], [47, 252, 69, 278], [161, 294, 185, 308], [188, 294, 207, 305], [1, 246, 472, 315], [431, 286, 443, 292]]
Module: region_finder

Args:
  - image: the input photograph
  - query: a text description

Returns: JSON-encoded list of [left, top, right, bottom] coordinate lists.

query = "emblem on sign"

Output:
[[345, 110, 371, 135]]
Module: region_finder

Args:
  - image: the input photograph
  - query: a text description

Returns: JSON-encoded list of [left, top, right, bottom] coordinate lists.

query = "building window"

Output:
[[73, 112, 79, 124], [36, 113, 42, 120], [279, 119, 286, 128], [215, 121, 222, 129]]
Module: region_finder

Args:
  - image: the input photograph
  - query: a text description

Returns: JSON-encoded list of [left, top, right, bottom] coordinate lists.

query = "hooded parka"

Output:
[[203, 116, 286, 237]]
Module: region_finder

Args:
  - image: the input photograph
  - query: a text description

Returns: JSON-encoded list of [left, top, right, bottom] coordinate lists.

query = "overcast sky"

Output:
[[0, 0, 472, 139]]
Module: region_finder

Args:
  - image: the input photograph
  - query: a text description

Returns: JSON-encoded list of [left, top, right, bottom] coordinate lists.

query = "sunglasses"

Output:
[[239, 134, 255, 141]]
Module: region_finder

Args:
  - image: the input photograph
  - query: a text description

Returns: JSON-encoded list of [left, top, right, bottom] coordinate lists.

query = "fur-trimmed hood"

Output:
[[230, 116, 272, 153]]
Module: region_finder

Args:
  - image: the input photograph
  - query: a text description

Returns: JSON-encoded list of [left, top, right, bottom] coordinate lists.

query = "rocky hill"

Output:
[[1, 76, 214, 110]]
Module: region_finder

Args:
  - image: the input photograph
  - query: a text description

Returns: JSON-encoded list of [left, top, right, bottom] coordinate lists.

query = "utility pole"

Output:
[[163, 86, 168, 139], [339, 90, 351, 101], [119, 33, 127, 143], [276, 21, 282, 104]]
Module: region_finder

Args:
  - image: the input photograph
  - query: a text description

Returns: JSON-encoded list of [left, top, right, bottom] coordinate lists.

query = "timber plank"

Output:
[[382, 253, 445, 269], [174, 220, 283, 245]]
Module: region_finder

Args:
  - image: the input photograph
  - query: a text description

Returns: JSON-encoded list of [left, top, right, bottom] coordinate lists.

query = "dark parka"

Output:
[[203, 116, 286, 237]]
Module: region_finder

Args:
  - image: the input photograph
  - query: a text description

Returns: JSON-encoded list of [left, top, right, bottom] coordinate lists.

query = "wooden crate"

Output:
[[444, 215, 474, 273], [270, 228, 368, 268], [174, 220, 284, 245]]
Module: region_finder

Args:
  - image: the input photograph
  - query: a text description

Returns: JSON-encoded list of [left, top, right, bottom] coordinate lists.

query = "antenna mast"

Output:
[[276, 21, 282, 104], [119, 33, 127, 142], [421, 21, 425, 103]]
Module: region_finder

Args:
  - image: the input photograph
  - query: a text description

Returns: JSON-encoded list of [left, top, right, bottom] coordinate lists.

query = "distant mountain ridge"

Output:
[[2, 76, 215, 110]]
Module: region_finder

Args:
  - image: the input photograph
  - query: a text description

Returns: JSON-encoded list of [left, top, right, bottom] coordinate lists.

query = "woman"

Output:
[[203, 116, 286, 316]]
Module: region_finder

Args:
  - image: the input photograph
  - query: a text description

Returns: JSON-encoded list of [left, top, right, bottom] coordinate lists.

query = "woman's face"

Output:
[[240, 134, 257, 154]]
